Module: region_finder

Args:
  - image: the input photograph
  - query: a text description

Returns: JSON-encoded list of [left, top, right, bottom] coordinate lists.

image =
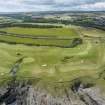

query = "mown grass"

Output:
[[0, 35, 73, 47], [0, 27, 78, 38], [0, 27, 80, 47]]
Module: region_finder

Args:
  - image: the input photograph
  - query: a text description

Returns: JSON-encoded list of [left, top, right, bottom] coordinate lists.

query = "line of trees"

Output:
[[0, 23, 63, 28]]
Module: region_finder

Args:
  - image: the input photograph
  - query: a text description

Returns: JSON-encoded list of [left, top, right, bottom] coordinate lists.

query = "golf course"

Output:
[[0, 26, 105, 96]]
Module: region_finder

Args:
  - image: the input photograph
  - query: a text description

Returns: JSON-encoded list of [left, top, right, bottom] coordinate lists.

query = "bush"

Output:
[[70, 76, 95, 92]]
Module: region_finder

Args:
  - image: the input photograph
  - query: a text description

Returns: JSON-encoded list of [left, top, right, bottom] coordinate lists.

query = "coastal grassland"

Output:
[[0, 27, 105, 95], [0, 40, 104, 88]]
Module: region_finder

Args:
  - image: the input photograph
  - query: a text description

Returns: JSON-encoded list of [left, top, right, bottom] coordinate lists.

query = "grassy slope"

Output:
[[0, 26, 105, 94]]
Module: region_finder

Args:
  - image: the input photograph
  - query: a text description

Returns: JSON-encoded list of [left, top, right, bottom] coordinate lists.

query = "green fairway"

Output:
[[0, 27, 81, 47], [0, 35, 73, 47], [0, 27, 78, 38]]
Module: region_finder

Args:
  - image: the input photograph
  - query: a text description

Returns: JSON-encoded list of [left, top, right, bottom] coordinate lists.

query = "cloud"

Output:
[[0, 0, 105, 12], [78, 2, 105, 11]]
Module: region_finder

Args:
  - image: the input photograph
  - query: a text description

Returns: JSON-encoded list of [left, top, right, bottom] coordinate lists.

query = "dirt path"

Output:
[[9, 57, 24, 77]]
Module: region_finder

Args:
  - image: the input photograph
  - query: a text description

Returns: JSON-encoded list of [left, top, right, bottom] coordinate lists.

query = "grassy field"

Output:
[[0, 26, 105, 95], [0, 27, 80, 47], [80, 27, 105, 37], [0, 27, 78, 38], [0, 36, 73, 47]]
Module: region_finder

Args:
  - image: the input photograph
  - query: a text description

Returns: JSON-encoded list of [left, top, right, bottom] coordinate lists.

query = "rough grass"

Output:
[[80, 27, 105, 37]]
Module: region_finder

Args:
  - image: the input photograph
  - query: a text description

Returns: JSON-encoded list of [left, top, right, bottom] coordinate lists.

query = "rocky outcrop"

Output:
[[78, 87, 105, 105], [0, 81, 82, 105], [0, 81, 105, 105]]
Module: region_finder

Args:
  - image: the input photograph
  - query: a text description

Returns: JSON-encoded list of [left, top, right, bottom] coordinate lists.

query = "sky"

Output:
[[0, 0, 105, 12]]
